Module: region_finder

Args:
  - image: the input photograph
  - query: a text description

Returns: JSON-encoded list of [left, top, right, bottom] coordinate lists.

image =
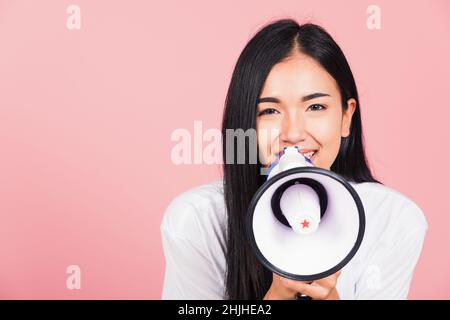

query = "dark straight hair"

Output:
[[221, 19, 381, 300]]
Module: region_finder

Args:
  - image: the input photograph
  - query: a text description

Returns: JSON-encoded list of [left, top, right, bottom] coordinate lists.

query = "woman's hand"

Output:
[[263, 271, 341, 300]]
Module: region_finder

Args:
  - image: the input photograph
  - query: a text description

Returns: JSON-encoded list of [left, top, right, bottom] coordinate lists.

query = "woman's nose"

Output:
[[280, 115, 307, 145]]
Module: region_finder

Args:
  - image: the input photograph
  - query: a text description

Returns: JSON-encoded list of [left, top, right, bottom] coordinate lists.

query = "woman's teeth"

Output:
[[302, 151, 316, 159]]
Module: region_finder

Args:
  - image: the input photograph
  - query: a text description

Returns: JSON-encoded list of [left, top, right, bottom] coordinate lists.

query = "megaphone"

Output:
[[246, 146, 365, 285]]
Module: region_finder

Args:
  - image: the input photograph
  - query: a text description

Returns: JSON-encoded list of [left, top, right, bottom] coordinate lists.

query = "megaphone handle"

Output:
[[296, 293, 312, 300]]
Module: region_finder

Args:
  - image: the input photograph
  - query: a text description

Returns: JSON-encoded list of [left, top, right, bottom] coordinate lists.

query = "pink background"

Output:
[[0, 0, 449, 299]]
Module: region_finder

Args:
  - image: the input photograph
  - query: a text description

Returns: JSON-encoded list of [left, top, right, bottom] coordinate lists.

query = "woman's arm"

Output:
[[161, 198, 224, 300], [355, 202, 428, 299], [354, 226, 427, 299]]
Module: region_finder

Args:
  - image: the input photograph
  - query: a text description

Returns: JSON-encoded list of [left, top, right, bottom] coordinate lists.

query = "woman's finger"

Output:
[[283, 278, 330, 299]]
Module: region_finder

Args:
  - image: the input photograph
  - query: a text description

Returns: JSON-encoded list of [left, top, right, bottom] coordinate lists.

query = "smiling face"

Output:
[[256, 50, 356, 170]]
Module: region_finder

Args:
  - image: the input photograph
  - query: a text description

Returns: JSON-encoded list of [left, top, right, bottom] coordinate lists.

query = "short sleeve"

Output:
[[354, 204, 428, 299], [160, 197, 225, 300]]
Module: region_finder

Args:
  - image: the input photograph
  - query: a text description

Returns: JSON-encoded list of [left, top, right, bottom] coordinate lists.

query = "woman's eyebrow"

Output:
[[257, 92, 331, 104], [301, 92, 331, 102]]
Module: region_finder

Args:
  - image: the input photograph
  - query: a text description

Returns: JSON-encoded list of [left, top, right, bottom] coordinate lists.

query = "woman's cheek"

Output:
[[257, 123, 271, 166], [310, 119, 342, 169], [321, 134, 342, 168], [257, 120, 281, 166]]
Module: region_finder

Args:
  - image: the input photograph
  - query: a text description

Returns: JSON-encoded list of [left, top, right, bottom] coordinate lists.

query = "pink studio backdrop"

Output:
[[0, 0, 449, 299]]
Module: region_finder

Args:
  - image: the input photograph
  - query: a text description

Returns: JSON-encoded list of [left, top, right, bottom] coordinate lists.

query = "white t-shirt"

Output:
[[160, 179, 427, 300]]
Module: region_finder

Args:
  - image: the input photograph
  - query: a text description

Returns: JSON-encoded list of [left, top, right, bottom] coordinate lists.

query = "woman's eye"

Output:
[[258, 108, 280, 116], [307, 104, 325, 111]]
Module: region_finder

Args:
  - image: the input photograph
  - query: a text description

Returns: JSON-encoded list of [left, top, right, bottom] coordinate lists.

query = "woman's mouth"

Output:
[[299, 149, 318, 161], [276, 148, 318, 162]]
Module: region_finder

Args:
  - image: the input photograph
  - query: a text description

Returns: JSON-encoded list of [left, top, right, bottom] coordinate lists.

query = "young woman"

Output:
[[161, 19, 427, 300]]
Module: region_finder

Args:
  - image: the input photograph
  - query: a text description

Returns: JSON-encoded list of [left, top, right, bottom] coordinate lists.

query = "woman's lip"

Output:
[[299, 148, 317, 153]]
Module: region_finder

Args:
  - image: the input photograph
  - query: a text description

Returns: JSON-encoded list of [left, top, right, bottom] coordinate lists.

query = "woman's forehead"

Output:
[[260, 55, 339, 98]]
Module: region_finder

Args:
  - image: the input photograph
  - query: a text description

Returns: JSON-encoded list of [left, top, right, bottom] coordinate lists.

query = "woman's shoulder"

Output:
[[351, 181, 428, 232], [160, 179, 226, 241]]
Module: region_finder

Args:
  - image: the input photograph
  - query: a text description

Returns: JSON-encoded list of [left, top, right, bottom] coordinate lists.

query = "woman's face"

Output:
[[256, 51, 356, 170]]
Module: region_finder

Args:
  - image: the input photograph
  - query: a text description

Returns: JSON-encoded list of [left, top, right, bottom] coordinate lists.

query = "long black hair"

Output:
[[221, 19, 380, 300]]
